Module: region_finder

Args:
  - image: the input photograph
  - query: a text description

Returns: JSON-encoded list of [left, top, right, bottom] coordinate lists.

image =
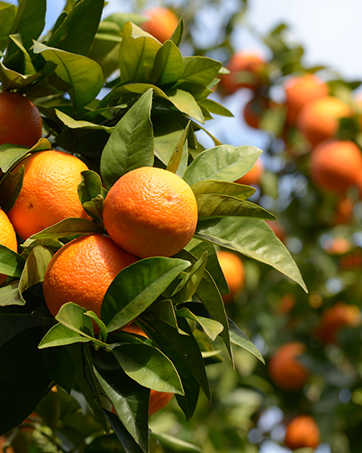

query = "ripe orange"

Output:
[[219, 51, 266, 95], [141, 7, 179, 43], [243, 96, 269, 129], [43, 234, 138, 325], [310, 139, 362, 194], [297, 96, 353, 147], [235, 158, 264, 186], [217, 250, 245, 303], [8, 150, 90, 239], [0, 91, 42, 148], [268, 342, 309, 392], [315, 302, 360, 344], [0, 209, 17, 285], [103, 166, 198, 259], [122, 323, 174, 415], [284, 73, 328, 125], [284, 415, 320, 450]]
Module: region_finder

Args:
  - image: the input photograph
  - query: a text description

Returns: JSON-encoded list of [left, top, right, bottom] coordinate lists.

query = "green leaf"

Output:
[[191, 180, 256, 200], [0, 324, 52, 436], [0, 164, 24, 213], [196, 194, 276, 220], [165, 89, 205, 124], [0, 281, 24, 306], [18, 245, 52, 297], [38, 322, 91, 348], [169, 18, 184, 47], [0, 245, 25, 279], [0, 4, 16, 53], [119, 22, 161, 84], [176, 56, 223, 88], [100, 89, 154, 189], [0, 60, 41, 91], [93, 350, 149, 453], [183, 145, 262, 186], [42, 345, 75, 393], [150, 40, 184, 86], [101, 257, 191, 332], [55, 109, 114, 133], [22, 217, 105, 248], [0, 145, 29, 173], [8, 33, 37, 74], [150, 431, 202, 453], [33, 41, 103, 111], [46, 0, 104, 56], [5, 0, 46, 57], [199, 99, 234, 117], [195, 217, 307, 292], [104, 12, 148, 30], [78, 170, 107, 222], [176, 307, 224, 341], [166, 121, 190, 175], [228, 318, 265, 364], [112, 343, 184, 394]]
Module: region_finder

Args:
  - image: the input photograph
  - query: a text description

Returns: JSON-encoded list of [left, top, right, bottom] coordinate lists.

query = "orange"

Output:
[[235, 158, 264, 186], [297, 96, 353, 147], [315, 302, 360, 344], [333, 196, 355, 224], [122, 323, 174, 415], [8, 150, 90, 239], [284, 415, 320, 450], [43, 234, 138, 326], [219, 51, 266, 95], [268, 342, 309, 392], [141, 7, 179, 43], [323, 237, 352, 255], [0, 91, 42, 148], [243, 96, 269, 129], [277, 293, 296, 315], [217, 250, 244, 303], [103, 166, 198, 259], [284, 73, 328, 125], [310, 139, 362, 194], [0, 209, 17, 285]]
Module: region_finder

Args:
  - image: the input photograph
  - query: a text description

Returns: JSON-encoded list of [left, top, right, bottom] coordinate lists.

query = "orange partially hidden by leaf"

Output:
[[0, 91, 42, 148], [315, 302, 360, 344], [103, 166, 198, 258], [141, 7, 179, 42], [235, 158, 264, 186], [284, 415, 320, 450], [219, 51, 266, 95], [43, 234, 138, 329], [268, 342, 309, 392], [217, 250, 245, 303], [8, 150, 91, 240], [0, 209, 17, 285], [297, 96, 353, 147], [310, 140, 362, 194], [284, 73, 328, 125]]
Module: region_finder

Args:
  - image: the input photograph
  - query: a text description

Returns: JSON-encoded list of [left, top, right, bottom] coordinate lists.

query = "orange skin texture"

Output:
[[43, 234, 138, 324], [103, 167, 198, 259], [141, 7, 179, 43], [315, 302, 360, 344], [310, 140, 362, 194], [0, 209, 17, 285], [284, 415, 320, 450], [217, 250, 244, 303], [121, 323, 174, 415], [284, 74, 328, 125], [297, 96, 353, 147], [8, 150, 90, 239], [0, 91, 42, 148], [235, 158, 264, 186], [268, 342, 309, 392], [220, 51, 266, 95]]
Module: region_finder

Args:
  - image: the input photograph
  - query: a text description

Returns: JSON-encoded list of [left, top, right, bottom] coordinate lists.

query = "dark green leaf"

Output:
[[0, 281, 24, 306], [100, 89, 154, 189], [0, 164, 24, 212], [195, 217, 307, 292], [151, 40, 184, 86], [0, 245, 25, 278], [42, 345, 75, 393], [38, 322, 91, 349], [0, 60, 41, 91], [46, 0, 104, 56], [176, 307, 224, 341], [102, 257, 191, 332], [150, 431, 202, 453], [0, 4, 16, 53], [191, 180, 256, 200], [183, 145, 262, 186], [113, 343, 184, 394], [228, 318, 264, 363], [18, 245, 52, 296]]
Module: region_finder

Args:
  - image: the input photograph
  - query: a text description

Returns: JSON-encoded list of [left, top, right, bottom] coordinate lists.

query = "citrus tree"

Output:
[[0, 1, 307, 452]]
